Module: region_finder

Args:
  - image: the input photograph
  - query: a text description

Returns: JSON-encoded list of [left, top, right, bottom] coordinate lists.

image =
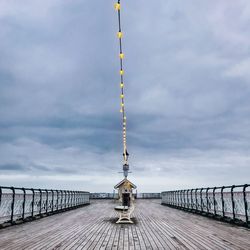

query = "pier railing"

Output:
[[0, 186, 90, 227], [136, 193, 161, 199], [161, 184, 250, 227], [90, 193, 117, 199], [90, 192, 161, 199]]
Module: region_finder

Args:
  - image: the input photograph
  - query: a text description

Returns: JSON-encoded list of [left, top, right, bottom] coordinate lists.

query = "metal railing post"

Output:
[[76, 191, 78, 206], [39, 189, 42, 215], [188, 189, 191, 209], [60, 190, 63, 210], [51, 190, 54, 213], [10, 187, 15, 224], [174, 191, 177, 206], [176, 190, 179, 206], [45, 189, 48, 214], [65, 191, 68, 208], [221, 186, 225, 218], [64, 190, 67, 209], [22, 188, 26, 220], [183, 190, 186, 208], [200, 188, 204, 212], [78, 191, 81, 206], [56, 190, 59, 211], [72, 191, 75, 207], [31, 188, 35, 217], [195, 189, 198, 211], [190, 189, 194, 210], [68, 191, 71, 207], [67, 191, 70, 208], [179, 190, 181, 207], [213, 187, 216, 216], [181, 190, 184, 208], [73, 191, 76, 207], [71, 191, 73, 207], [243, 184, 249, 224], [231, 185, 236, 221], [206, 188, 209, 213]]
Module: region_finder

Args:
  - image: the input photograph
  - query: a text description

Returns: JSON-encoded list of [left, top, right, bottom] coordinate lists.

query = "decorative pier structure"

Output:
[[0, 184, 249, 249], [0, 199, 250, 249]]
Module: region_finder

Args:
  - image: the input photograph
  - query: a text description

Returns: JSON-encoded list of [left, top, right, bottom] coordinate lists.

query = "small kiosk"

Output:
[[114, 177, 136, 224], [114, 178, 136, 206]]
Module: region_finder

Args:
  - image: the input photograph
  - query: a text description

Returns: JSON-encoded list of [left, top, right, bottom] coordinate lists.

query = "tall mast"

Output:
[[114, 0, 130, 178]]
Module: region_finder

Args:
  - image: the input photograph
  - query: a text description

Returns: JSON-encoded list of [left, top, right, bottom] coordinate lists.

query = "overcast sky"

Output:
[[0, 0, 250, 192]]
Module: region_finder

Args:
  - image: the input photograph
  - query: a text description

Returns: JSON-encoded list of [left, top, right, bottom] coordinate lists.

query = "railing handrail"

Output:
[[0, 186, 89, 193], [0, 185, 90, 228], [161, 183, 250, 228], [162, 184, 249, 193]]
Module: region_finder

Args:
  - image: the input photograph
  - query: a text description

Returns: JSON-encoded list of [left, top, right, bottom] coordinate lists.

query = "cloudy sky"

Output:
[[0, 0, 250, 192]]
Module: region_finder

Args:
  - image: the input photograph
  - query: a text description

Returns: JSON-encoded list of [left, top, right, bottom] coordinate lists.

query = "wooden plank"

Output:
[[134, 224, 147, 249], [111, 221, 120, 250], [105, 223, 118, 250], [130, 224, 141, 250], [118, 225, 124, 249], [0, 199, 249, 250], [99, 219, 116, 250], [128, 225, 135, 250]]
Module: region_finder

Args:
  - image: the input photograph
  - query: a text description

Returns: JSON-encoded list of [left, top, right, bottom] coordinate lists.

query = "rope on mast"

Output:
[[114, 1, 129, 166]]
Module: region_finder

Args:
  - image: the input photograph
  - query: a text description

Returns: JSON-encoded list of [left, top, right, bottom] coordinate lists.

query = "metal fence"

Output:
[[90, 192, 161, 199], [136, 193, 161, 199], [161, 184, 250, 227], [90, 193, 116, 199], [0, 186, 90, 226]]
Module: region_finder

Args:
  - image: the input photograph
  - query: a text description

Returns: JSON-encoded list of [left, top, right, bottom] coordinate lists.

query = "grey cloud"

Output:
[[0, 163, 26, 171], [0, 0, 250, 191]]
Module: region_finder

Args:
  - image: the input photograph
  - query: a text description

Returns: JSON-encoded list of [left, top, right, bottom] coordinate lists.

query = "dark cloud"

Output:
[[0, 163, 26, 171], [0, 0, 250, 191]]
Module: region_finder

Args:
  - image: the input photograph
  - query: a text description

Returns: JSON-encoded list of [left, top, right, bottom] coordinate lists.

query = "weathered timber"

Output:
[[0, 200, 249, 249]]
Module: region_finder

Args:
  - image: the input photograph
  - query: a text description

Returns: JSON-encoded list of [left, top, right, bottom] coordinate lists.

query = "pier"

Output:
[[0, 199, 249, 249], [1, 1, 250, 249]]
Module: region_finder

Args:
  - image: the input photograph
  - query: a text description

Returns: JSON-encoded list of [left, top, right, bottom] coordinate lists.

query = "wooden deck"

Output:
[[0, 200, 249, 250]]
